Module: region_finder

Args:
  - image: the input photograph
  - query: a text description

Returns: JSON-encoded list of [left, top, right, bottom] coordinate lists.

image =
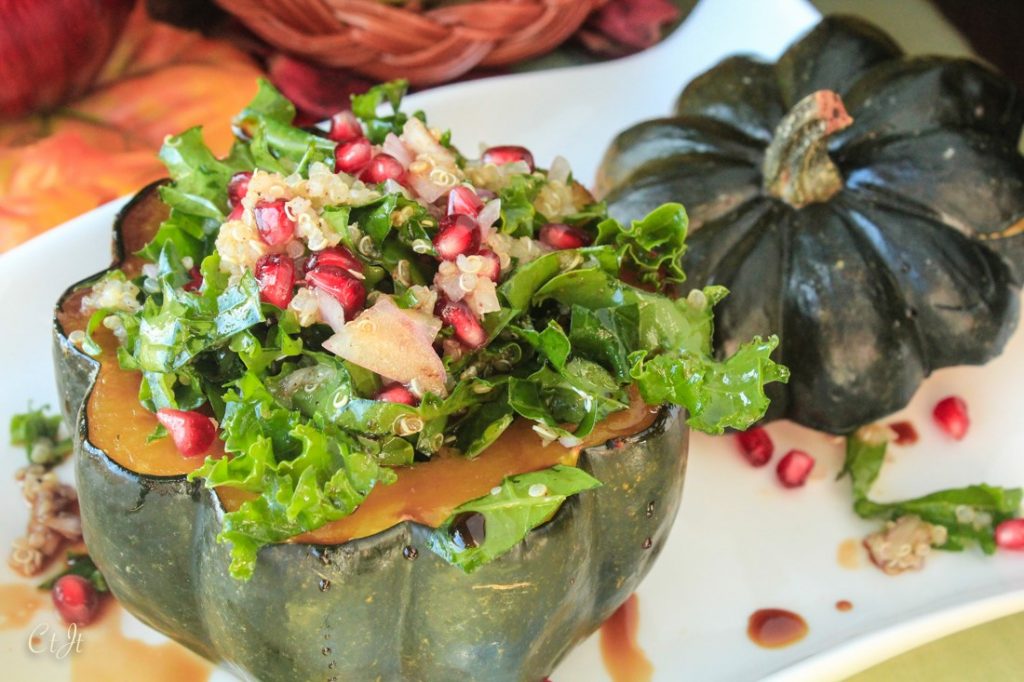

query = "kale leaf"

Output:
[[841, 429, 1022, 554], [10, 404, 72, 468], [428, 465, 601, 572]]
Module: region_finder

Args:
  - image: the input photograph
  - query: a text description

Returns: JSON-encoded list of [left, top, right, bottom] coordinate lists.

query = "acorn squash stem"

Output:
[[762, 90, 853, 208]]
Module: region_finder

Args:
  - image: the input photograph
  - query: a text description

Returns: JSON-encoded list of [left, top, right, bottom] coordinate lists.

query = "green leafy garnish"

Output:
[[234, 79, 334, 175], [189, 366, 398, 579], [351, 79, 415, 144], [158, 128, 253, 220], [10, 404, 72, 468], [497, 173, 546, 237], [234, 78, 297, 132], [39, 552, 108, 593], [106, 252, 264, 412], [428, 465, 601, 572], [78, 79, 791, 580], [595, 202, 689, 286], [841, 428, 1022, 553], [524, 263, 786, 434]]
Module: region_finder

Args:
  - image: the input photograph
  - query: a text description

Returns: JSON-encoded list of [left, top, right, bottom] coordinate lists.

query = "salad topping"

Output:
[[74, 79, 788, 579]]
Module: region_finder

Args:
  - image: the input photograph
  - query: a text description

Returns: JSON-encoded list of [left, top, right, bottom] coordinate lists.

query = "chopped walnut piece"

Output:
[[863, 514, 948, 576], [8, 465, 82, 577]]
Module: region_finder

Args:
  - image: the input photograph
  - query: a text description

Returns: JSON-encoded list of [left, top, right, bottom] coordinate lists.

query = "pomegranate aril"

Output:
[[227, 171, 252, 208], [888, 420, 919, 446], [447, 185, 483, 217], [306, 265, 366, 320], [253, 199, 296, 246], [335, 137, 372, 174], [227, 203, 244, 221], [477, 249, 502, 282], [361, 153, 405, 184], [933, 396, 969, 440], [327, 110, 362, 143], [156, 408, 217, 457], [307, 246, 363, 276], [438, 299, 487, 349], [482, 145, 535, 171], [255, 254, 296, 308], [539, 222, 592, 250], [776, 449, 815, 488], [375, 384, 419, 406], [995, 518, 1024, 550], [52, 574, 100, 626], [183, 267, 203, 292], [736, 426, 773, 467], [433, 214, 481, 261]]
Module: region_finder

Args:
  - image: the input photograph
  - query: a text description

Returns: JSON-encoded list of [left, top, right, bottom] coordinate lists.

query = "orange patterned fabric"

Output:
[[0, 6, 264, 254]]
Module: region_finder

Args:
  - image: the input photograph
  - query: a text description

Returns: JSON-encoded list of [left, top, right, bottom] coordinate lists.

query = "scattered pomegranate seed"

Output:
[[482, 145, 535, 171], [52, 574, 100, 626], [155, 408, 217, 457], [433, 214, 481, 261], [888, 420, 919, 446], [327, 110, 363, 143], [227, 203, 244, 221], [183, 267, 204, 292], [253, 199, 296, 246], [438, 299, 487, 349], [306, 265, 367, 320], [539, 223, 592, 250], [477, 249, 502, 282], [335, 138, 372, 175], [933, 396, 969, 440], [375, 384, 419, 406], [306, 246, 363, 276], [995, 519, 1024, 550], [447, 185, 483, 217], [735, 426, 773, 467], [361, 153, 405, 184], [255, 254, 297, 308], [776, 449, 815, 488], [227, 171, 252, 208]]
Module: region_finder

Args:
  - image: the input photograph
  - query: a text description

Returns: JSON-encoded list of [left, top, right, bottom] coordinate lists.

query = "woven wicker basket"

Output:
[[215, 0, 606, 85]]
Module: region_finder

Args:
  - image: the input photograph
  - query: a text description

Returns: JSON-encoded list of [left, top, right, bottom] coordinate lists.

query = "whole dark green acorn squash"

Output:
[[598, 16, 1024, 433], [52, 185, 689, 681]]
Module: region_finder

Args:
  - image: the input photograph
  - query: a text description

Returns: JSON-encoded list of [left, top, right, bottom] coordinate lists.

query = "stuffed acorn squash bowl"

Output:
[[50, 81, 783, 681]]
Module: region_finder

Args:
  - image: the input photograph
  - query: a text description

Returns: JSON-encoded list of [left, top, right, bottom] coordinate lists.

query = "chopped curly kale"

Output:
[[81, 79, 790, 580], [10, 404, 72, 468], [429, 466, 602, 572], [841, 428, 1022, 554], [39, 552, 108, 593]]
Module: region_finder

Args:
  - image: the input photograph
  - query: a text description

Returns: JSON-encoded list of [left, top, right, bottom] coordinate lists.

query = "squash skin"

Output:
[[598, 16, 1024, 433], [53, 186, 689, 681]]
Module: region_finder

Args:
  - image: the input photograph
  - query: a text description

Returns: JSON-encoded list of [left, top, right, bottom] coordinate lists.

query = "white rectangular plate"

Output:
[[2, 1, 1022, 680]]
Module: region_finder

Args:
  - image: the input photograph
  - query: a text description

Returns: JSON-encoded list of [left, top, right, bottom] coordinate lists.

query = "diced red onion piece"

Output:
[[477, 199, 501, 232], [548, 155, 571, 184], [316, 287, 348, 333], [382, 133, 413, 168]]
